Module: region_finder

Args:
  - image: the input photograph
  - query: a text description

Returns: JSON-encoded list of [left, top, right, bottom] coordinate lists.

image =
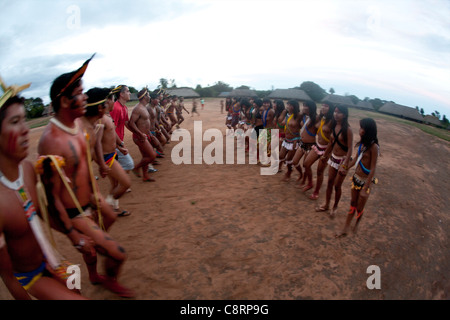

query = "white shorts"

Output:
[[116, 148, 135, 171]]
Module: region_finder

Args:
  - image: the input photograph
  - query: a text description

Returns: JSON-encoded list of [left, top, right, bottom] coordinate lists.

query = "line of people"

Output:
[[0, 55, 191, 299], [224, 96, 380, 237]]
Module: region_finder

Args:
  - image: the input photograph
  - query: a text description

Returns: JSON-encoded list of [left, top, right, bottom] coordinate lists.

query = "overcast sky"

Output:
[[1, 0, 449, 116]]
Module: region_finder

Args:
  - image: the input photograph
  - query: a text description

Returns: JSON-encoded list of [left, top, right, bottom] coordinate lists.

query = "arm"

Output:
[[339, 127, 354, 175], [361, 144, 378, 195], [94, 124, 110, 178], [48, 168, 95, 256]]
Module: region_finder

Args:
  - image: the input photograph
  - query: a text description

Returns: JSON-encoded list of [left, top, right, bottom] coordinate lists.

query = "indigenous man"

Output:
[[165, 95, 178, 129], [175, 96, 189, 128], [0, 77, 86, 300], [128, 87, 157, 182], [85, 87, 131, 217], [37, 56, 134, 297]]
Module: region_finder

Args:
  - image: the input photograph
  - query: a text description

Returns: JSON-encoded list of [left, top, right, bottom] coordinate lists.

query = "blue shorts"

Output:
[[116, 148, 134, 171]]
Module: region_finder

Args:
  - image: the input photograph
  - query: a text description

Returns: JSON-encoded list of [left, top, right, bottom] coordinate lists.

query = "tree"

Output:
[[369, 98, 384, 111], [329, 88, 335, 94], [297, 81, 327, 102], [434, 110, 440, 120], [441, 115, 449, 127], [420, 108, 425, 116], [158, 78, 169, 89], [24, 97, 44, 119], [347, 94, 360, 105]]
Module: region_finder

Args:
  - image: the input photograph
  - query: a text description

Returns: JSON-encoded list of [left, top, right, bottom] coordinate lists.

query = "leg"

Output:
[[291, 147, 304, 181], [353, 189, 370, 234], [301, 151, 319, 192], [335, 189, 359, 238], [28, 276, 87, 300], [316, 166, 337, 212], [73, 217, 133, 297], [330, 170, 347, 218], [310, 158, 328, 200]]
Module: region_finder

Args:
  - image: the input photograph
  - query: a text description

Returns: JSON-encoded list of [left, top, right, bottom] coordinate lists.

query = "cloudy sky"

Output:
[[1, 0, 449, 116]]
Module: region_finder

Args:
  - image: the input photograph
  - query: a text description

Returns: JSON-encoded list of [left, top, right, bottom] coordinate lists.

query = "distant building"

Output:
[[267, 88, 312, 102], [321, 94, 355, 108], [379, 102, 424, 123], [423, 115, 443, 127], [165, 87, 200, 98], [356, 100, 374, 111]]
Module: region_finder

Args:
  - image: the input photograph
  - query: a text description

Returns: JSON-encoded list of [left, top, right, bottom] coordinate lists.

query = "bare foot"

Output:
[[335, 231, 348, 238], [102, 278, 135, 298], [315, 204, 329, 212], [302, 184, 313, 192], [309, 193, 319, 200], [329, 207, 338, 219]]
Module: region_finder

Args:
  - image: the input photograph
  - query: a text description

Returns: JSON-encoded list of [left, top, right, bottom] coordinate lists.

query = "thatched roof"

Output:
[[218, 92, 231, 97], [165, 87, 200, 98], [356, 100, 374, 110], [130, 93, 138, 101], [228, 89, 258, 98], [379, 102, 424, 122], [423, 115, 442, 127], [267, 89, 312, 101], [321, 94, 355, 107]]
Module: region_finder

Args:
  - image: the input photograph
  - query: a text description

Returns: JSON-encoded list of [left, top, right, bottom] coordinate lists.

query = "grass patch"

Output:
[[26, 117, 51, 129], [349, 108, 450, 142]]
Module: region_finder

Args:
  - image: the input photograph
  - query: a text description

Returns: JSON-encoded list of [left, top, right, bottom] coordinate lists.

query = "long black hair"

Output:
[[287, 100, 300, 118], [358, 118, 379, 149], [273, 99, 285, 119], [331, 105, 350, 144], [303, 100, 317, 130]]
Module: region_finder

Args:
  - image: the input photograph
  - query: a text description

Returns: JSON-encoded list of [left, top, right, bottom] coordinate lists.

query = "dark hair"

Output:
[[262, 98, 272, 108], [240, 98, 251, 109], [273, 99, 285, 118], [114, 85, 127, 100], [84, 87, 111, 117], [50, 73, 81, 113], [321, 101, 335, 122], [332, 105, 350, 144], [287, 100, 300, 117], [253, 98, 263, 108], [0, 96, 25, 131], [303, 100, 317, 130], [358, 118, 378, 148]]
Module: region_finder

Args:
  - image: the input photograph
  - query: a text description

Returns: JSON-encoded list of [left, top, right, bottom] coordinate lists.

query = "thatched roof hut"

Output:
[[321, 94, 355, 108], [129, 93, 138, 101], [379, 102, 424, 122], [218, 92, 231, 97], [356, 100, 374, 110], [165, 87, 200, 98], [228, 89, 258, 98], [423, 115, 442, 127], [267, 89, 312, 102]]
